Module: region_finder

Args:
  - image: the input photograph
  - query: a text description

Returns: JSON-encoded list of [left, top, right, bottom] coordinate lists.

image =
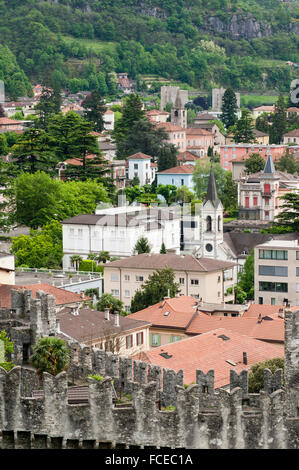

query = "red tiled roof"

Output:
[[137, 328, 284, 388], [128, 296, 198, 329], [0, 118, 24, 125], [158, 165, 194, 174], [243, 304, 285, 319], [177, 151, 198, 161], [156, 122, 185, 132], [186, 314, 284, 342], [127, 152, 152, 160], [0, 283, 86, 308], [186, 128, 213, 136]]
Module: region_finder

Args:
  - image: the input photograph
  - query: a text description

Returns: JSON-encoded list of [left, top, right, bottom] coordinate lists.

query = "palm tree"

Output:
[[97, 251, 111, 264], [70, 254, 83, 271], [31, 337, 71, 378]]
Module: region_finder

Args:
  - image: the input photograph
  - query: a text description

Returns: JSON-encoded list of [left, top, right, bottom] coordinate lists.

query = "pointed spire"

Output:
[[174, 90, 182, 109], [205, 166, 219, 207], [263, 148, 275, 174]]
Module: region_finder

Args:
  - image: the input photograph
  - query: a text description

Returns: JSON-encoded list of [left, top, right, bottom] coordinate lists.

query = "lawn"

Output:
[[62, 35, 117, 54]]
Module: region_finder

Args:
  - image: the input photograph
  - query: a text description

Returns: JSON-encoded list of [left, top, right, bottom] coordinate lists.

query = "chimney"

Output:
[[243, 352, 247, 365], [114, 311, 120, 327], [104, 308, 110, 321], [71, 307, 79, 316], [257, 313, 262, 323]]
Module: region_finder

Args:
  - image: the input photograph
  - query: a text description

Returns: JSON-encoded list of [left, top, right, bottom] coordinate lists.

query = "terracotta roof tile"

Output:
[[186, 314, 284, 342], [156, 122, 185, 132], [0, 283, 86, 308], [128, 296, 199, 329], [136, 328, 284, 388], [127, 152, 152, 160], [157, 165, 194, 174]]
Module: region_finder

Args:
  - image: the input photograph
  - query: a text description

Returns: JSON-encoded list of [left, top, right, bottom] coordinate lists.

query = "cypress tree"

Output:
[[220, 87, 238, 129]]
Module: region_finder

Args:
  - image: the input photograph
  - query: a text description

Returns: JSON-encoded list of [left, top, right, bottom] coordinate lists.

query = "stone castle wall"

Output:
[[1, 290, 299, 449]]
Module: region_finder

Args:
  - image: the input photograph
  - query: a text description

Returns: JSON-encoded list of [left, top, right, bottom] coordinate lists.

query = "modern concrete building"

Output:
[[254, 238, 299, 306]]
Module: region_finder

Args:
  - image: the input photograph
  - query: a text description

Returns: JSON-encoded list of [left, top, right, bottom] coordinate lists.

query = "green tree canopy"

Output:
[[248, 358, 284, 393], [96, 293, 124, 315], [31, 337, 71, 377], [270, 94, 287, 144], [13, 172, 109, 229], [221, 87, 238, 129], [0, 330, 15, 372], [244, 153, 266, 174], [113, 94, 146, 146], [133, 236, 151, 254], [235, 249, 254, 302], [233, 109, 256, 143], [10, 220, 63, 269], [130, 267, 180, 313], [274, 193, 299, 232], [82, 90, 107, 132]]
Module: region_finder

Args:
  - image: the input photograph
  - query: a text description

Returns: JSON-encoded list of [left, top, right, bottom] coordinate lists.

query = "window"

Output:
[[259, 282, 288, 292], [125, 306, 131, 313], [296, 283, 299, 293], [151, 334, 160, 347], [136, 275, 144, 282], [78, 229, 83, 239], [206, 216, 212, 232], [111, 289, 120, 296], [259, 297, 263, 304], [191, 279, 199, 285], [181, 179, 184, 186], [126, 335, 133, 349], [124, 274, 130, 281], [111, 273, 119, 281], [271, 298, 276, 305], [134, 163, 138, 170], [136, 332, 144, 346], [124, 290, 130, 298], [296, 252, 299, 260], [258, 266, 288, 277], [296, 299, 299, 306], [69, 228, 74, 238], [179, 277, 185, 285], [259, 250, 288, 260], [170, 335, 181, 343], [253, 197, 258, 207]]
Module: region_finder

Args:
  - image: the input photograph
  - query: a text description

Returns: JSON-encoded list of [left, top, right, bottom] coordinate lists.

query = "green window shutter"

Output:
[[157, 334, 161, 346], [177, 336, 181, 341], [170, 335, 173, 343], [150, 333, 153, 346]]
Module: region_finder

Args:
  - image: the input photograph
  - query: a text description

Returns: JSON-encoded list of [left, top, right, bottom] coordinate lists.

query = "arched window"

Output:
[[218, 215, 221, 232], [206, 216, 212, 232]]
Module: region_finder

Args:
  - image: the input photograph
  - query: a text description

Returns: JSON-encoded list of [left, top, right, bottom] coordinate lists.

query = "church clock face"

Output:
[[205, 243, 213, 252]]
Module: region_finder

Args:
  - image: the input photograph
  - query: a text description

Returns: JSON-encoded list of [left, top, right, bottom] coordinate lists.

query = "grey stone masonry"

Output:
[[1, 291, 299, 448]]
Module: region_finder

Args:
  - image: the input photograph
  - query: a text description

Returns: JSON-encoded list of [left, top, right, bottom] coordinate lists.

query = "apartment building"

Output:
[[104, 253, 236, 312], [255, 238, 299, 306]]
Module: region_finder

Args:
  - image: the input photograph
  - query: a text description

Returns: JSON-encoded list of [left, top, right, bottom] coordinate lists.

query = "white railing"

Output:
[[15, 267, 103, 278]]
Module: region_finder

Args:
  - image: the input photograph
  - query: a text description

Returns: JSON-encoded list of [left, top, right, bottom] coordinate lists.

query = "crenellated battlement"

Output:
[[1, 291, 299, 448], [0, 363, 298, 449]]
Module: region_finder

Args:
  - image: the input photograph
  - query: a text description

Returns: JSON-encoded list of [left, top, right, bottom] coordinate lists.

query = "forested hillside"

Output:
[[0, 0, 299, 97]]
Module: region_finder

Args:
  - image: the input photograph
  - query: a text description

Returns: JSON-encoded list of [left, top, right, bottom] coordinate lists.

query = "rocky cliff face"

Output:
[[203, 14, 272, 40]]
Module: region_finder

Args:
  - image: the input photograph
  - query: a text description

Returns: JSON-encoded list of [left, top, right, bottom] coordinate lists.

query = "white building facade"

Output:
[[62, 206, 180, 269]]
